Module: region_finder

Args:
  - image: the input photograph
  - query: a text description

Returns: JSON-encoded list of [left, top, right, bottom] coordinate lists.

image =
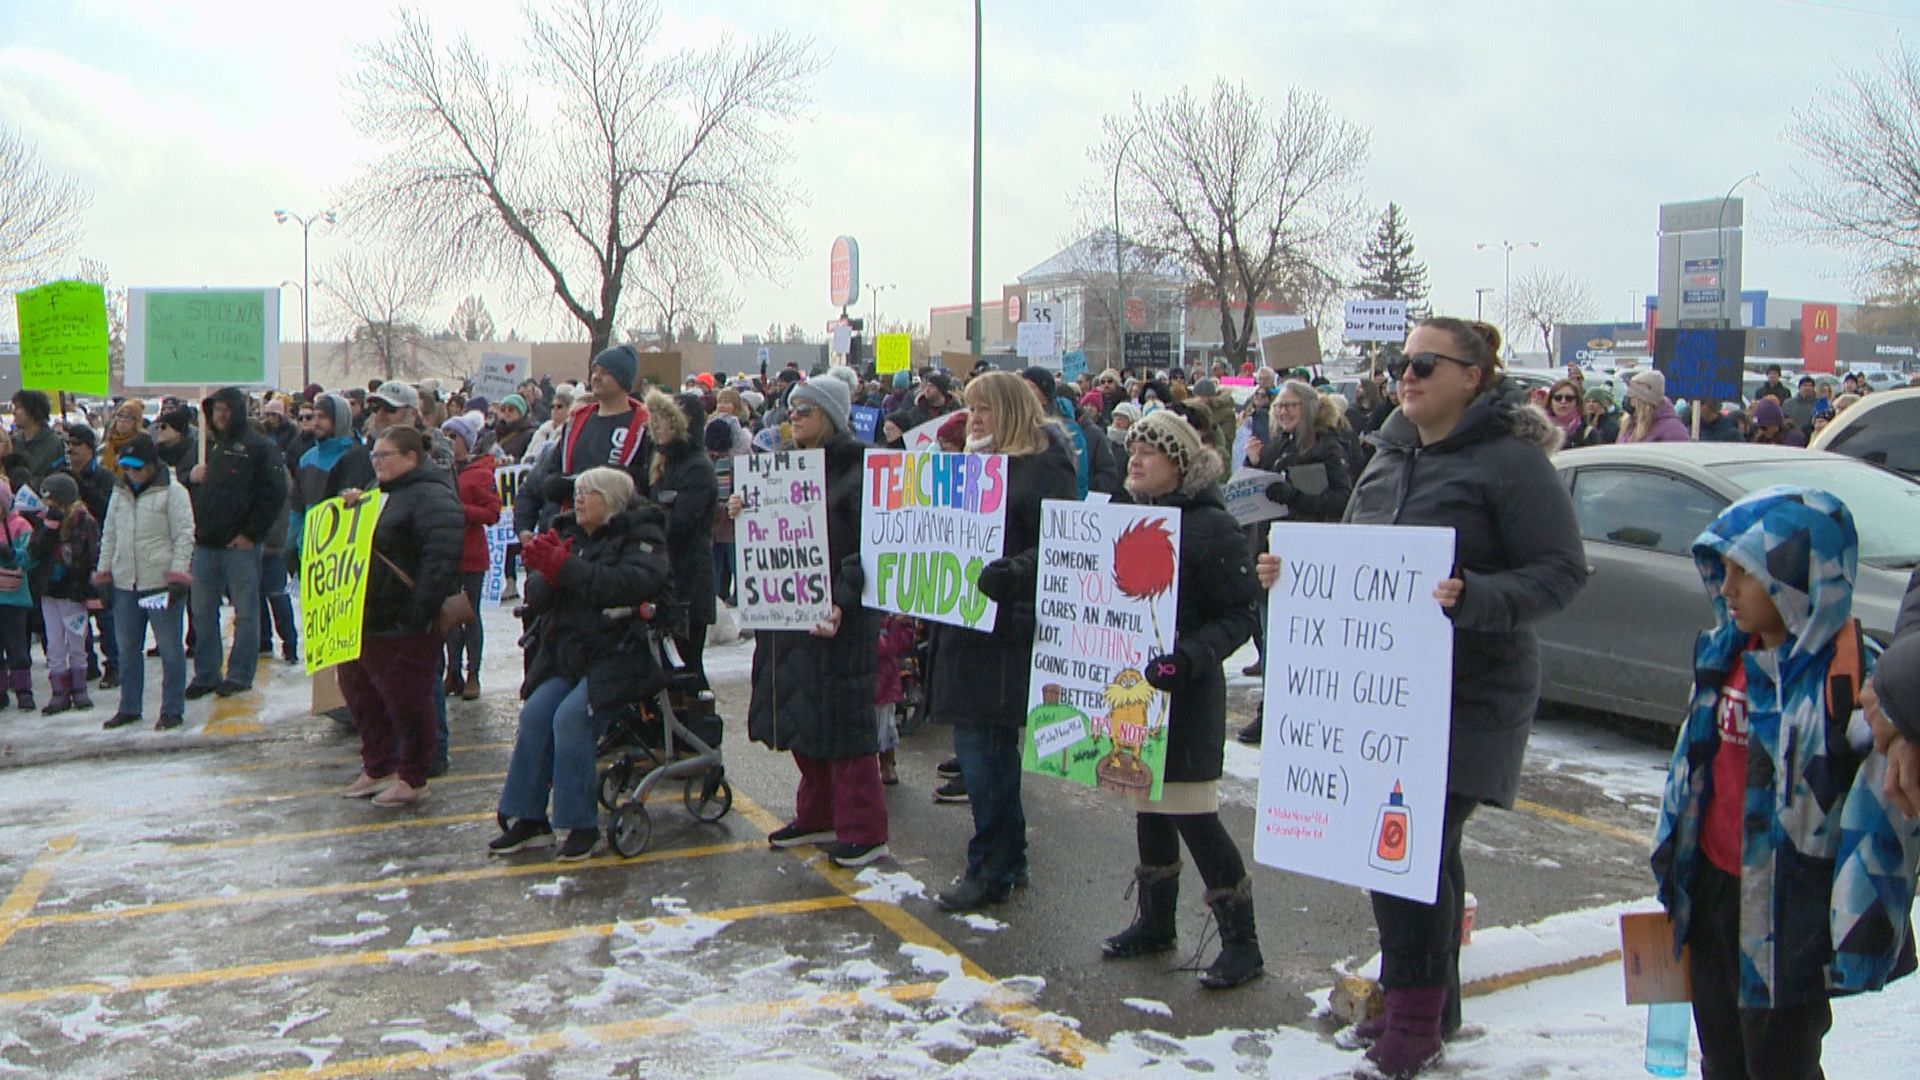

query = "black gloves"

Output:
[[1144, 651, 1192, 692], [1265, 480, 1298, 507], [975, 557, 1020, 603]]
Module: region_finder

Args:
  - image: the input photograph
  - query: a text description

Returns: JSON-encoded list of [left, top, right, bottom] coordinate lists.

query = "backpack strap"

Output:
[[1827, 617, 1864, 729]]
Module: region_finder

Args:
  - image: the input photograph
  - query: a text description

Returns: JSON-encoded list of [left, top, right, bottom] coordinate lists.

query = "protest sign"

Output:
[[1021, 501, 1182, 802], [472, 352, 524, 401], [1253, 523, 1456, 904], [1061, 350, 1087, 383], [850, 405, 882, 444], [300, 492, 387, 673], [1223, 469, 1290, 526], [875, 333, 911, 374], [860, 450, 1008, 630], [1017, 320, 1057, 360], [482, 464, 530, 603], [1261, 327, 1321, 371], [902, 409, 966, 451], [1255, 314, 1308, 341], [15, 281, 109, 397], [1342, 300, 1408, 344], [734, 449, 833, 630], [126, 287, 279, 388], [1652, 328, 1743, 402]]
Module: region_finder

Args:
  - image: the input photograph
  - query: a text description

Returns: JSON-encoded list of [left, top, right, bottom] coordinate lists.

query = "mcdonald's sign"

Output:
[[1802, 303, 1838, 374]]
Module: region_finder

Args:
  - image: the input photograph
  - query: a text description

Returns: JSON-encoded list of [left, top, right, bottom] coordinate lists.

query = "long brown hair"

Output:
[[1418, 317, 1504, 392]]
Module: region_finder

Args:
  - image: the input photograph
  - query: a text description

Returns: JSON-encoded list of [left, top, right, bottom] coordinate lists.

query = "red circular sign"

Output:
[[1006, 294, 1022, 323], [1124, 296, 1147, 328]]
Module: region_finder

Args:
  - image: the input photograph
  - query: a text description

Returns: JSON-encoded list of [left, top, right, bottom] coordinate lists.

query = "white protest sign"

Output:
[[1254, 523, 1455, 904], [734, 449, 833, 630], [482, 464, 530, 603], [860, 449, 1008, 630], [1223, 469, 1290, 526], [473, 352, 524, 401], [1017, 320, 1057, 360], [1342, 300, 1408, 343], [833, 324, 853, 357], [1022, 501, 1182, 801], [1256, 314, 1308, 341], [902, 409, 966, 451]]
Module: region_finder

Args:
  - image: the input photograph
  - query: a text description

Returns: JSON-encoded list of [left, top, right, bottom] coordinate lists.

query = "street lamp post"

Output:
[[1474, 288, 1495, 321], [1476, 240, 1539, 358], [1716, 172, 1759, 330], [274, 208, 336, 390], [969, 0, 982, 362], [865, 283, 895, 338], [1113, 126, 1144, 371]]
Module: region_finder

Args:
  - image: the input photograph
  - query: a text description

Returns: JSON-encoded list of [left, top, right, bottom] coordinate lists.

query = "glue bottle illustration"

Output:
[[1369, 781, 1411, 874]]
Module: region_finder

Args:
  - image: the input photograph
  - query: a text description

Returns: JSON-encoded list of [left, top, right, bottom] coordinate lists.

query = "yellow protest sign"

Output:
[[875, 333, 911, 374], [300, 492, 387, 673], [15, 280, 110, 397]]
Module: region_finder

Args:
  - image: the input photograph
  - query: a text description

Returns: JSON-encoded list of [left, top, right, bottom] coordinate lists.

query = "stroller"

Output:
[[593, 601, 732, 857]]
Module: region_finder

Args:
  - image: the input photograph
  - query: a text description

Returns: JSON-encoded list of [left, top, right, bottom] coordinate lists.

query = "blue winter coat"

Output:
[[1651, 486, 1920, 1008]]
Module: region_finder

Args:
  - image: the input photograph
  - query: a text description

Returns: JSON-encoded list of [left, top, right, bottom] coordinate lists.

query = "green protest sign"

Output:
[[131, 289, 275, 387], [14, 281, 109, 397]]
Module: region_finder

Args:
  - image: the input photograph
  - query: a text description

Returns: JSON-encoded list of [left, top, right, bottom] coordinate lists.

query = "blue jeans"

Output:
[[258, 552, 298, 655], [115, 588, 186, 717], [498, 677, 602, 831], [190, 544, 263, 688], [953, 724, 1027, 888]]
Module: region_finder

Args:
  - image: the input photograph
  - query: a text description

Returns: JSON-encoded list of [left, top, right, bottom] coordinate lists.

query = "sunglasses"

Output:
[[1551, 393, 1579, 403], [787, 403, 818, 419], [372, 402, 400, 414], [1386, 352, 1471, 380]]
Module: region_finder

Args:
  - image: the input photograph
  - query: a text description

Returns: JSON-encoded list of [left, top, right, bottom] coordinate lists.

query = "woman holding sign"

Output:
[[1256, 318, 1584, 1077], [931, 371, 1079, 911], [1103, 410, 1266, 989]]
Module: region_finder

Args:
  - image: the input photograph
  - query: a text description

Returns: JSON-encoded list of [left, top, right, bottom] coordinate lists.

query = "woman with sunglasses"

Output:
[[1544, 379, 1583, 445], [1256, 318, 1585, 1077]]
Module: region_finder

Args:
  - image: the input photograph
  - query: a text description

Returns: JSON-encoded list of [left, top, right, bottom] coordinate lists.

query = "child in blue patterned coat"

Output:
[[1652, 485, 1920, 1079]]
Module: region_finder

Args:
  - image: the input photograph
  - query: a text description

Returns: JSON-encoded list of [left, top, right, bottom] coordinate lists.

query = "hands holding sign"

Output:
[[1254, 552, 1463, 609]]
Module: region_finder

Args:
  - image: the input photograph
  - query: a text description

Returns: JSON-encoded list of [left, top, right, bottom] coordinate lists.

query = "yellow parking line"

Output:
[[1514, 798, 1649, 846], [0, 836, 76, 955], [733, 792, 1099, 1067], [215, 771, 507, 809], [226, 742, 515, 773], [225, 977, 943, 1080], [202, 693, 266, 737], [1463, 949, 1621, 997], [0, 894, 856, 1008], [15, 839, 761, 933]]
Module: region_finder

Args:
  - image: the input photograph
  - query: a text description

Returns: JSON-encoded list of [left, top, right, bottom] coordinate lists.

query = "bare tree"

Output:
[[628, 236, 736, 344], [447, 294, 496, 341], [1096, 81, 1370, 366], [1778, 45, 1920, 272], [76, 257, 128, 384], [321, 248, 452, 382], [1506, 268, 1594, 358], [341, 0, 812, 353], [0, 126, 89, 294]]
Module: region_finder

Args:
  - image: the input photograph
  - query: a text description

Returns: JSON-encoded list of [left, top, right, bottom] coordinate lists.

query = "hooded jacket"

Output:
[[453, 454, 502, 573], [291, 395, 375, 554], [192, 387, 290, 549], [1877, 571, 1920, 744], [99, 463, 195, 592], [1652, 487, 1920, 1008], [1346, 389, 1587, 806]]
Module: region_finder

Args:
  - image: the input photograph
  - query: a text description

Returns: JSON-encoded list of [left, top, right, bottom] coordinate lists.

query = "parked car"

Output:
[[1810, 386, 1920, 479], [1537, 443, 1918, 725]]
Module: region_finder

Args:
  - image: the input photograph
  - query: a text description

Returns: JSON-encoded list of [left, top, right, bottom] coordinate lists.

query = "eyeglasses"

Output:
[[1386, 352, 1471, 380], [1551, 393, 1579, 403], [370, 449, 402, 461], [372, 402, 399, 414], [1272, 400, 1303, 410]]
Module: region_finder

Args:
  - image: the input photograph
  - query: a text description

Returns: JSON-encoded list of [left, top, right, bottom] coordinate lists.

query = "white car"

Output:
[[1810, 385, 1920, 479]]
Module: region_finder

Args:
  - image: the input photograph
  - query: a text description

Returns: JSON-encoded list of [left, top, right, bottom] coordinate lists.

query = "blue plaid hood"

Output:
[[1652, 486, 1920, 1007]]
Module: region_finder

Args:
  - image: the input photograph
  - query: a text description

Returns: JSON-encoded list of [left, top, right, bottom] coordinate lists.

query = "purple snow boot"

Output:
[[1357, 985, 1446, 1079], [13, 668, 36, 711], [41, 670, 72, 715]]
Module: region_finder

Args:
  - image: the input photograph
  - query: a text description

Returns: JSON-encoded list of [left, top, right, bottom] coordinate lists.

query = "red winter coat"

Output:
[[454, 456, 502, 573], [874, 613, 918, 707]]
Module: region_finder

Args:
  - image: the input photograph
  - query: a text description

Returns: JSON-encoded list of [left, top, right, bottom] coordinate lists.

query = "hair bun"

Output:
[[1468, 320, 1502, 358]]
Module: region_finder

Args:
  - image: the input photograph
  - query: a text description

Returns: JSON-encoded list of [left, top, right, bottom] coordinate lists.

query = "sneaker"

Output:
[[488, 818, 555, 855], [827, 842, 891, 868], [766, 822, 836, 849], [556, 828, 600, 862], [184, 682, 218, 700], [214, 680, 249, 698], [102, 712, 142, 730], [342, 772, 396, 799], [932, 779, 970, 804], [371, 780, 428, 807], [936, 756, 962, 779], [936, 875, 1010, 912], [155, 713, 184, 731]]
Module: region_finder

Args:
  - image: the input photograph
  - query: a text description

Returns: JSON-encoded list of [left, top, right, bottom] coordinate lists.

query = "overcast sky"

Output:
[[0, 0, 1908, 351]]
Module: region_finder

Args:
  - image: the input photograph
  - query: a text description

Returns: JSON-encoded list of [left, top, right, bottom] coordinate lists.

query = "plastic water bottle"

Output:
[[1644, 1001, 1690, 1076]]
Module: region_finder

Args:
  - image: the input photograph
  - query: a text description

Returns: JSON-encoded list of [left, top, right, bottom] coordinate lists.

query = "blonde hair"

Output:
[[574, 466, 636, 515], [1273, 379, 1343, 454], [963, 371, 1051, 456]]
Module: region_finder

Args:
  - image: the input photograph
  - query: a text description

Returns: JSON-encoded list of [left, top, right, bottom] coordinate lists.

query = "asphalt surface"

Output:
[[0, 643, 1672, 1076]]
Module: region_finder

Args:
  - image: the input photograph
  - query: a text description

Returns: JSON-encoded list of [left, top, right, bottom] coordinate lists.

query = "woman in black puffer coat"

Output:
[[493, 467, 671, 861], [1099, 410, 1264, 990], [1238, 379, 1355, 738], [645, 391, 717, 679], [1257, 318, 1585, 1077], [931, 372, 1080, 912], [738, 374, 886, 869], [335, 426, 464, 808]]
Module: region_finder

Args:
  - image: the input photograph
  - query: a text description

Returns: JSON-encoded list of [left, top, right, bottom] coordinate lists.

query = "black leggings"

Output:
[[0, 605, 28, 671], [1136, 811, 1246, 891], [445, 571, 484, 677], [1372, 793, 1477, 998]]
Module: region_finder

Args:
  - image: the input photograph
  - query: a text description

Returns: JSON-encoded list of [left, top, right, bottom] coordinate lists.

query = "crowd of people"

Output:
[[9, 322, 1916, 1080]]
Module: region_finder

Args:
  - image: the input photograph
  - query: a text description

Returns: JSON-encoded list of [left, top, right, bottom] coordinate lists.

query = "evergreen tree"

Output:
[[1355, 202, 1430, 319]]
